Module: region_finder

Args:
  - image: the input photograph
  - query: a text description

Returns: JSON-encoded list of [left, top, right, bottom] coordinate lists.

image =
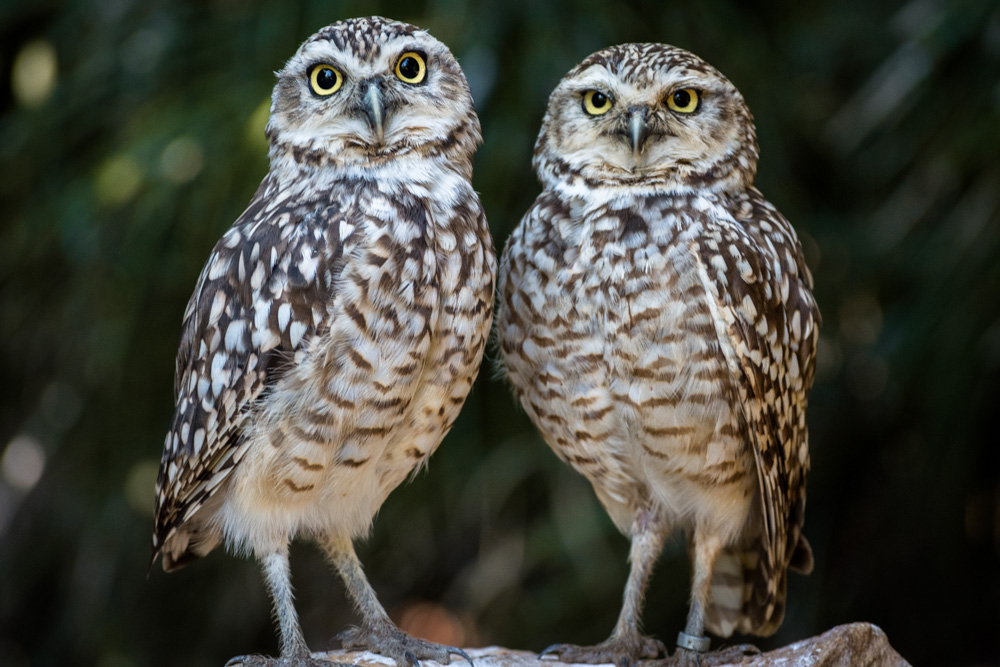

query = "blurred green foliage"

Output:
[[1, 0, 998, 665]]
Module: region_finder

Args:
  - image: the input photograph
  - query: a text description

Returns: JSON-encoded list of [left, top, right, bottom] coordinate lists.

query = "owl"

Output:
[[151, 17, 495, 667], [498, 44, 819, 666]]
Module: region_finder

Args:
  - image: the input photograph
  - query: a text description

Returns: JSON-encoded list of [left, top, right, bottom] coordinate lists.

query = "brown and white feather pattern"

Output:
[[152, 16, 495, 573], [154, 165, 494, 568], [499, 42, 819, 647], [153, 172, 335, 566], [152, 17, 495, 665], [501, 186, 816, 636]]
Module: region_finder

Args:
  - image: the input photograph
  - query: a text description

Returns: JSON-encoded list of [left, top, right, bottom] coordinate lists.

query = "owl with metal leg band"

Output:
[[499, 43, 818, 667]]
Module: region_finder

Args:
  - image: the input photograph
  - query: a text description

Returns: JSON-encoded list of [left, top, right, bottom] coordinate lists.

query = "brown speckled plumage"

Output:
[[498, 43, 818, 665], [152, 17, 494, 667]]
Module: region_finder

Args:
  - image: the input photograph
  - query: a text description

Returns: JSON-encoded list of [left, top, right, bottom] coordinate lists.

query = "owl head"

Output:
[[266, 17, 481, 177], [534, 43, 759, 193]]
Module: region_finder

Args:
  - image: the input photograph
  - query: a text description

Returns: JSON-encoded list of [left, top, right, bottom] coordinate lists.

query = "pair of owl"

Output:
[[152, 16, 819, 667]]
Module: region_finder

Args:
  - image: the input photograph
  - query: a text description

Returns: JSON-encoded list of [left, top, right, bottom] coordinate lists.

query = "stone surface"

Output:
[[311, 622, 911, 666]]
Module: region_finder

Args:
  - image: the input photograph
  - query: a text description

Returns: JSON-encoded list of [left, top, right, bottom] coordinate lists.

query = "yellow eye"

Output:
[[582, 90, 613, 116], [309, 64, 342, 96], [667, 88, 699, 113], [395, 52, 426, 84]]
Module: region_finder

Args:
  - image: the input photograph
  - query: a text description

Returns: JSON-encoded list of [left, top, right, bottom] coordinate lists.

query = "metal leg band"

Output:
[[677, 632, 711, 653]]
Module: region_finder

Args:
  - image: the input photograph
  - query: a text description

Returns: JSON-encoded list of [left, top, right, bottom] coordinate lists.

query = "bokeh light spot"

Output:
[[11, 40, 58, 107], [815, 335, 843, 383], [160, 136, 204, 184], [125, 459, 159, 517], [2, 435, 45, 492], [40, 381, 82, 433], [396, 601, 467, 647], [846, 352, 889, 401], [245, 98, 271, 149], [121, 28, 167, 75], [839, 293, 883, 346], [96, 649, 136, 667], [95, 154, 143, 206]]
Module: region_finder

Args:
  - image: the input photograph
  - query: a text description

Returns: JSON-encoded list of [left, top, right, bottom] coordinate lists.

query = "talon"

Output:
[[222, 653, 337, 667], [449, 646, 474, 666], [540, 643, 565, 657], [224, 655, 266, 667], [330, 622, 465, 666]]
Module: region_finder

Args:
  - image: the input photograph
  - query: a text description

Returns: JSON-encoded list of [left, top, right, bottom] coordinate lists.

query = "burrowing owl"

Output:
[[152, 17, 495, 667], [498, 44, 818, 666]]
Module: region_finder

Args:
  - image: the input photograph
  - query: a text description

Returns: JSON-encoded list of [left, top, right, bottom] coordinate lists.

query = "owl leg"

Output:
[[322, 534, 472, 666], [542, 510, 669, 667], [673, 529, 724, 667], [227, 544, 351, 667]]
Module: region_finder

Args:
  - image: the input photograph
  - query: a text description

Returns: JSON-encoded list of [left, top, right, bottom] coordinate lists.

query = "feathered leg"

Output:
[[228, 543, 351, 667], [322, 535, 471, 666], [542, 511, 669, 667], [673, 530, 723, 667]]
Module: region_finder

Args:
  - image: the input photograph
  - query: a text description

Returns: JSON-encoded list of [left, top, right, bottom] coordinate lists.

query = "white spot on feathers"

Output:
[[251, 261, 267, 291], [208, 256, 230, 280], [788, 352, 800, 379], [277, 303, 291, 332], [290, 320, 307, 348], [211, 352, 230, 396], [225, 319, 247, 353], [255, 327, 281, 353], [209, 290, 227, 325], [298, 246, 319, 282]]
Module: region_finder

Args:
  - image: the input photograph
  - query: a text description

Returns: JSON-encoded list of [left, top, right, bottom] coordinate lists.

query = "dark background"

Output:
[[1, 0, 998, 665]]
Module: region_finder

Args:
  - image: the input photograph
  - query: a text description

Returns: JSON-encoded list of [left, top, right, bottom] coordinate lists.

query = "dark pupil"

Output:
[[592, 92, 607, 108], [674, 90, 691, 107], [316, 67, 337, 90], [399, 56, 420, 79]]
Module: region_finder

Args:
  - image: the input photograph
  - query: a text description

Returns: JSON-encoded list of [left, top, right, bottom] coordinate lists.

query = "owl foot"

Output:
[[226, 650, 355, 667], [335, 622, 472, 666], [671, 647, 704, 667], [540, 633, 666, 667], [666, 642, 759, 667]]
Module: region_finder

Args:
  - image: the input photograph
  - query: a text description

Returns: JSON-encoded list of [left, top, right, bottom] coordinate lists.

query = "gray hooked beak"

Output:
[[361, 79, 385, 142], [627, 106, 651, 155]]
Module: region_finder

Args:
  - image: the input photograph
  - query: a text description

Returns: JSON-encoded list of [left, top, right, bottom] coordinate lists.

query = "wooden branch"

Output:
[[312, 622, 911, 666]]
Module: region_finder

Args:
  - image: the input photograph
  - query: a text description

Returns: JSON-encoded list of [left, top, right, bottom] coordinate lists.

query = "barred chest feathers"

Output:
[[498, 41, 817, 660], [500, 186, 758, 540], [220, 165, 496, 553], [153, 18, 496, 666]]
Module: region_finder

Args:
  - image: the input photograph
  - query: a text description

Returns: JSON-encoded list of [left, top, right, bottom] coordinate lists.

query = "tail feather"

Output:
[[157, 520, 222, 573], [703, 550, 744, 637], [789, 533, 814, 574], [704, 531, 811, 638]]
